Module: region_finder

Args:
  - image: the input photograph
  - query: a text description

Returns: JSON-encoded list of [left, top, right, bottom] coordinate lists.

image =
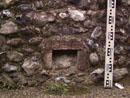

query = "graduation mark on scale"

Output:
[[104, 0, 116, 88]]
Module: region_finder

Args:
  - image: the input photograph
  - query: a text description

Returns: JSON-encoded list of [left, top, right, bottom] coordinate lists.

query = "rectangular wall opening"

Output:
[[52, 50, 77, 69]]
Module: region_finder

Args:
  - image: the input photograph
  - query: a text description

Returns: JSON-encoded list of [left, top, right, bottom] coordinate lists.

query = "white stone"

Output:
[[2, 63, 17, 72], [115, 83, 124, 89], [55, 77, 65, 81], [59, 13, 68, 19], [64, 79, 71, 84], [68, 8, 86, 21], [89, 53, 99, 65]]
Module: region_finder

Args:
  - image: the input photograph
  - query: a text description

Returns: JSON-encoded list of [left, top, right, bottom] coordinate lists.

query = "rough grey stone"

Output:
[[89, 53, 99, 66], [33, 1, 44, 9], [7, 51, 23, 62], [84, 39, 99, 51], [22, 56, 42, 76], [55, 77, 71, 84], [91, 26, 102, 39], [118, 56, 126, 65], [128, 0, 130, 5], [78, 0, 95, 9], [115, 45, 124, 54], [77, 73, 86, 77], [7, 38, 24, 46], [75, 79, 84, 83], [50, 23, 86, 35], [23, 48, 34, 53], [122, 0, 130, 5], [64, 79, 71, 84], [17, 4, 32, 11], [28, 37, 42, 45], [65, 72, 76, 77], [0, 52, 6, 55], [40, 69, 49, 76], [9, 74, 20, 83], [68, 0, 97, 10], [25, 10, 55, 26], [91, 68, 129, 82], [16, 15, 27, 26], [0, 21, 18, 35], [2, 63, 17, 72], [3, 0, 19, 6], [84, 20, 96, 28], [0, 9, 13, 18], [90, 68, 104, 82], [124, 46, 130, 50], [113, 68, 129, 81]]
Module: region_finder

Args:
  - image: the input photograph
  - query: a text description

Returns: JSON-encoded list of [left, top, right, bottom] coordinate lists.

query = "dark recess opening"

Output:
[[52, 50, 77, 68]]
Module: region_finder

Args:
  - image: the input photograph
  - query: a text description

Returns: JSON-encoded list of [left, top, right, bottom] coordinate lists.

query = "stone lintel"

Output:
[[45, 39, 85, 50]]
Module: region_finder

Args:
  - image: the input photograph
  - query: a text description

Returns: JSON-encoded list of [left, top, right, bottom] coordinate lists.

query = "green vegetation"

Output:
[[0, 82, 23, 89], [43, 83, 92, 96]]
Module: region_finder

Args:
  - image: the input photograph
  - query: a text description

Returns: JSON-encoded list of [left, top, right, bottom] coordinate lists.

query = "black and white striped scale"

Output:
[[104, 0, 116, 88]]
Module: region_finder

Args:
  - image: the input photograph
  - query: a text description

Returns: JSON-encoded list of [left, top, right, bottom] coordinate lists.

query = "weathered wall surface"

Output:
[[0, 0, 130, 87]]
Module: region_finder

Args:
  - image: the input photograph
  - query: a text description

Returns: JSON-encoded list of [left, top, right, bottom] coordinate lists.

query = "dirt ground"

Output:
[[0, 82, 130, 98]]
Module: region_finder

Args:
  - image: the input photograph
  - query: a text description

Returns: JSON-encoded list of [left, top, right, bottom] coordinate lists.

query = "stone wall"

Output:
[[0, 0, 130, 87]]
